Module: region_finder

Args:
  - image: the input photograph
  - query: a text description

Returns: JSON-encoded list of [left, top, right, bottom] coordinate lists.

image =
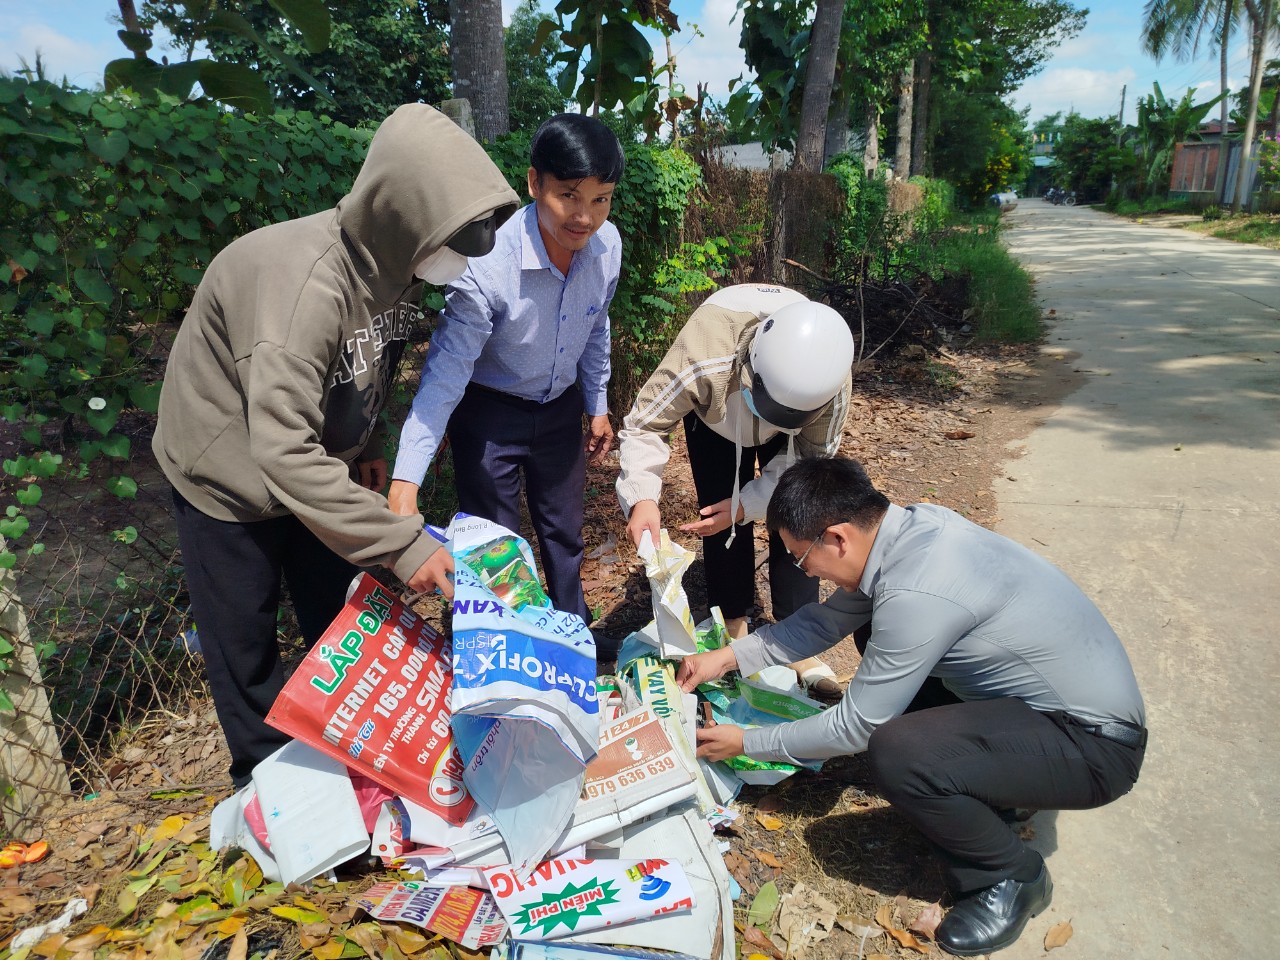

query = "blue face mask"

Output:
[[742, 387, 762, 420]]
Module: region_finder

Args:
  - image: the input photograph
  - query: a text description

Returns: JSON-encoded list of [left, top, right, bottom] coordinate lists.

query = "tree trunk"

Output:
[[895, 60, 915, 178], [1232, 0, 1275, 211], [448, 0, 509, 142], [824, 84, 851, 165], [910, 48, 932, 176], [116, 0, 148, 59], [863, 101, 881, 178], [794, 0, 844, 171]]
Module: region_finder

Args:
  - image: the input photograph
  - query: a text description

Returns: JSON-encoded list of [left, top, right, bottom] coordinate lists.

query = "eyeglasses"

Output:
[[792, 533, 823, 572]]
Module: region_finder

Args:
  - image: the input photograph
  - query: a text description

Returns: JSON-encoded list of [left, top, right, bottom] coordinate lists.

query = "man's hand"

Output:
[[678, 497, 744, 538], [695, 723, 745, 762], [676, 645, 738, 693], [356, 458, 388, 492], [408, 546, 454, 600], [387, 479, 421, 517], [585, 413, 614, 466], [626, 499, 662, 549]]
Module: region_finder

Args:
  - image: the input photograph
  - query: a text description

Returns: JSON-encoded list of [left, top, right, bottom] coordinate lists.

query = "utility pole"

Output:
[[1117, 84, 1126, 145]]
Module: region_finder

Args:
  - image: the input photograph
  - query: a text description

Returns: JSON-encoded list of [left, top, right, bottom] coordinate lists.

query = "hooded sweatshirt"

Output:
[[152, 104, 520, 582], [615, 284, 852, 531]]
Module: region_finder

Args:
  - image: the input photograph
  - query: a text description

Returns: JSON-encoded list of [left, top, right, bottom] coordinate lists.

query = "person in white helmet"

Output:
[[616, 284, 856, 692]]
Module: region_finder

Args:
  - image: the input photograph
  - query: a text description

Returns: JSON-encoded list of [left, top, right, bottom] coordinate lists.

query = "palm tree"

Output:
[[1233, 0, 1277, 209], [1141, 0, 1243, 202]]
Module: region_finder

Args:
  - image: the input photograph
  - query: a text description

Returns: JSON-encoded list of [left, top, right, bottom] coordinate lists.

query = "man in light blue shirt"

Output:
[[389, 114, 622, 622]]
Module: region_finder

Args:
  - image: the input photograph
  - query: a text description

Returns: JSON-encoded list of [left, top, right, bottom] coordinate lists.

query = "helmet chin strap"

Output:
[[726, 440, 744, 549]]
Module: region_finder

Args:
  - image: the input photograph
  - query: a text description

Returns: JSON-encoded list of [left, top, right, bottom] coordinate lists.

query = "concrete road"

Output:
[[995, 201, 1280, 958]]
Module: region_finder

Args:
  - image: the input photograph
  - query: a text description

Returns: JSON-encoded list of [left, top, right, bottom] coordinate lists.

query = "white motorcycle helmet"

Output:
[[747, 300, 855, 430]]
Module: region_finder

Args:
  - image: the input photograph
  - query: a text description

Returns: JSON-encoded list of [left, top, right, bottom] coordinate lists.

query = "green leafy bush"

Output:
[[0, 77, 374, 568]]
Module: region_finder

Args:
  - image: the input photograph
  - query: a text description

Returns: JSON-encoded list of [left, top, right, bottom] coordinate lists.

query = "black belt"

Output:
[[1072, 718, 1148, 749], [466, 381, 542, 409]]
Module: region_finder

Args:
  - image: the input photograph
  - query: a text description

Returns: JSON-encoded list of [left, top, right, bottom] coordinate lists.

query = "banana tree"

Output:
[[1135, 81, 1226, 194]]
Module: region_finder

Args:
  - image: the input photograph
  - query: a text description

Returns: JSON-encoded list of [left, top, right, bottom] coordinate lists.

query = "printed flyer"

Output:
[[266, 572, 474, 822], [355, 881, 506, 949], [482, 858, 695, 941]]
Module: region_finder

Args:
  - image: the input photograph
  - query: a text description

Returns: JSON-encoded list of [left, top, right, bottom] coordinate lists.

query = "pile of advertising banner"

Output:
[[210, 517, 832, 960]]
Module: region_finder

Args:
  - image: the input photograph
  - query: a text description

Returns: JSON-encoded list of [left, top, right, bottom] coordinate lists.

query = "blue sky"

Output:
[[0, 1, 1252, 125]]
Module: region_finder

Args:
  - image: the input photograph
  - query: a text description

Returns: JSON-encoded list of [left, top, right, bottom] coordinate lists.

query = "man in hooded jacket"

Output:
[[152, 104, 520, 786]]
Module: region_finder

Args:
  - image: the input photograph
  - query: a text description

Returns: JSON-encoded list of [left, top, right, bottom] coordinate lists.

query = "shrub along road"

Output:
[[996, 201, 1280, 958]]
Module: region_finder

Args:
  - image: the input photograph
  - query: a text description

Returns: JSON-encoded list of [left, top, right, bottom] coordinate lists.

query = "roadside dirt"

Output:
[[7, 337, 1084, 959]]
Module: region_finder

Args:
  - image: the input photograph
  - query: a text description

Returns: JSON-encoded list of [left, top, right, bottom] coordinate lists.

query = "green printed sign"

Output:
[[512, 879, 620, 936]]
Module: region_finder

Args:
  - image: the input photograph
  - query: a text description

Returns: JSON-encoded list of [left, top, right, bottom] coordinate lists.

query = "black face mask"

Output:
[[445, 205, 515, 258], [748, 370, 826, 430]]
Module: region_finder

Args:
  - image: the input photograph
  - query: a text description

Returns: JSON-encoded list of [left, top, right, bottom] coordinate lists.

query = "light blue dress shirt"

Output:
[[392, 203, 620, 486]]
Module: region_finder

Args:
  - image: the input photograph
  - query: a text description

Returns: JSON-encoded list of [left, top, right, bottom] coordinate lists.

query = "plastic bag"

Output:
[[266, 573, 473, 821], [446, 514, 600, 875]]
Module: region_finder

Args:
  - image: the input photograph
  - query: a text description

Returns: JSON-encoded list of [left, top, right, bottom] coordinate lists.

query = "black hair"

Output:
[[767, 456, 890, 541], [529, 113, 625, 184]]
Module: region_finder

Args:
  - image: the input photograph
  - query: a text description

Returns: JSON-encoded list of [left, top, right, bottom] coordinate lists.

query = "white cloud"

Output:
[[1013, 65, 1139, 123], [651, 0, 747, 103], [1, 22, 116, 88]]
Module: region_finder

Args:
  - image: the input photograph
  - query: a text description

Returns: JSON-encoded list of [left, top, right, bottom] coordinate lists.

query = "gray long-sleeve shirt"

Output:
[[736, 503, 1145, 766]]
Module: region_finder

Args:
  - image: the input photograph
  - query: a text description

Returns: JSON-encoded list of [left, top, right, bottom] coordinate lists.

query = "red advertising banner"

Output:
[[266, 573, 474, 821]]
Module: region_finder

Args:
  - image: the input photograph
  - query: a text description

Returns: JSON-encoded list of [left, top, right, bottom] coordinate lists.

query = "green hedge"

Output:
[[0, 78, 701, 565], [0, 79, 374, 447]]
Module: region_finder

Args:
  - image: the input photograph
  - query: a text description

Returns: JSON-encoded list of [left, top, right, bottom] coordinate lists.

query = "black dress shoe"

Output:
[[937, 864, 1053, 956]]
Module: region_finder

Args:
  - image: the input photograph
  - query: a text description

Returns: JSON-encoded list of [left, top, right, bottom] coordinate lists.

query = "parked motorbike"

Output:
[[1048, 188, 1077, 206]]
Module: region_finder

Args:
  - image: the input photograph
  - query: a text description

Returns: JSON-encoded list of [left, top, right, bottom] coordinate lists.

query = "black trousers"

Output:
[[866, 697, 1145, 894], [682, 413, 818, 621], [172, 489, 357, 787], [447, 382, 589, 622]]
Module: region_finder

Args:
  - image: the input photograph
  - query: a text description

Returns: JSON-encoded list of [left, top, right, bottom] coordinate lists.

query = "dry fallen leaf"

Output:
[[873, 902, 930, 953], [7, 258, 28, 283], [755, 794, 785, 814], [778, 882, 837, 953], [753, 849, 784, 869], [909, 901, 944, 939], [755, 813, 784, 831], [944, 430, 976, 440], [836, 913, 883, 939], [742, 925, 786, 960], [886, 926, 931, 953], [30, 933, 68, 957], [1045, 919, 1074, 949], [226, 928, 249, 960], [724, 852, 752, 884]]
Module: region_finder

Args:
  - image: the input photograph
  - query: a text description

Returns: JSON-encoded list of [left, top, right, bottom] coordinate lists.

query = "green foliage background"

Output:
[[0, 77, 703, 568]]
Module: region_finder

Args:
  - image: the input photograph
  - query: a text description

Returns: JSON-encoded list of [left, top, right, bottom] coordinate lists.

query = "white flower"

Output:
[[88, 397, 106, 411]]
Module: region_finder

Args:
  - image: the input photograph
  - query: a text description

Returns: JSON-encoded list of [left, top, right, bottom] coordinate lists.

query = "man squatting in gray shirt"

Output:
[[677, 456, 1146, 958]]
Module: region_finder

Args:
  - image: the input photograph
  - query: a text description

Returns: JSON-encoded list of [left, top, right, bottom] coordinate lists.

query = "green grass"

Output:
[[1182, 212, 1280, 249], [931, 213, 1042, 343], [1102, 195, 1194, 217]]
